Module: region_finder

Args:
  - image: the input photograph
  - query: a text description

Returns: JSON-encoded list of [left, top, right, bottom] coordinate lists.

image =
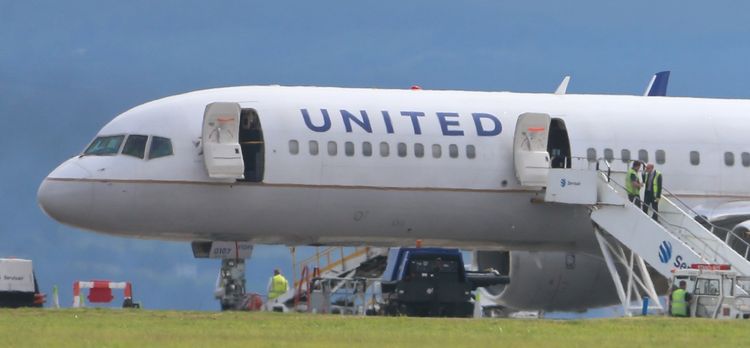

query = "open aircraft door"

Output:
[[513, 113, 551, 187], [202, 102, 244, 179]]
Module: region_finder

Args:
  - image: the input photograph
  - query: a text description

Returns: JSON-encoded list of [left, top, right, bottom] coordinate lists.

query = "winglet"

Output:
[[555, 76, 571, 95], [644, 71, 670, 96]]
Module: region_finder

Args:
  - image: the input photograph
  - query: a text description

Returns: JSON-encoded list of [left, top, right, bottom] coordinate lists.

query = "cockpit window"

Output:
[[148, 136, 173, 159], [121, 135, 148, 159], [83, 135, 125, 156]]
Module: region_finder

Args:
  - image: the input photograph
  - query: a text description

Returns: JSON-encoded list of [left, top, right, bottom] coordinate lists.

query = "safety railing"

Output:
[[538, 155, 750, 263], [660, 186, 750, 261], [587, 157, 742, 244], [288, 247, 384, 313], [593, 165, 704, 246], [293, 247, 372, 288], [590, 159, 750, 264], [308, 277, 380, 315]]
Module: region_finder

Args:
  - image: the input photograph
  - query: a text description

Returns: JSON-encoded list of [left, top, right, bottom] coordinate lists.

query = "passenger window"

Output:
[[362, 142, 372, 157], [327, 141, 337, 156], [289, 140, 299, 155], [84, 135, 125, 156], [621, 149, 631, 163], [690, 151, 700, 165], [345, 141, 354, 157], [432, 144, 442, 158], [449, 144, 458, 158], [148, 136, 173, 159], [638, 149, 648, 163], [603, 148, 613, 162], [414, 143, 424, 158], [398, 143, 407, 157], [466, 145, 476, 159], [586, 148, 596, 162], [309, 140, 319, 155], [122, 135, 148, 159], [655, 149, 666, 164], [725, 151, 735, 166], [380, 142, 389, 157], [742, 152, 750, 167]]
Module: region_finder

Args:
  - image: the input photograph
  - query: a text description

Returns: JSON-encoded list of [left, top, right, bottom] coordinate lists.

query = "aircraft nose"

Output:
[[37, 161, 94, 227]]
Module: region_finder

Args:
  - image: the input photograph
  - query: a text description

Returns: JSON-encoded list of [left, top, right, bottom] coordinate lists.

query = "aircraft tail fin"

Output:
[[554, 76, 571, 95], [643, 71, 670, 96]]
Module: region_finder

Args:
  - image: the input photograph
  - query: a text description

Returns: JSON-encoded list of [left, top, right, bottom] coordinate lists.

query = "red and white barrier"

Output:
[[73, 280, 132, 308]]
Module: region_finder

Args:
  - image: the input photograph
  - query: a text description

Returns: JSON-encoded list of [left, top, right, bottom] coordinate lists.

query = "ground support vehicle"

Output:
[[0, 258, 45, 308], [668, 264, 750, 319], [380, 248, 508, 317]]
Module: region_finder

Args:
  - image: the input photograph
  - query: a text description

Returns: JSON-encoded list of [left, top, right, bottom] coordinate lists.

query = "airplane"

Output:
[[37, 75, 750, 312]]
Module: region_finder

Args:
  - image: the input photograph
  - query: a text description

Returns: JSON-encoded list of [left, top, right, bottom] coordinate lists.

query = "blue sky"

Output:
[[2, 1, 750, 311]]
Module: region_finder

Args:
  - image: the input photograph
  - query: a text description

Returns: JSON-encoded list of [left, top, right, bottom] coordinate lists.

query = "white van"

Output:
[[0, 258, 44, 308]]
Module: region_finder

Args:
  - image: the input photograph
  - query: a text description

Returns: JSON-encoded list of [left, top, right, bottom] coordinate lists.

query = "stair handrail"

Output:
[[594, 166, 750, 263], [293, 265, 312, 311], [552, 156, 750, 262], [595, 157, 750, 261], [596, 171, 733, 265], [319, 247, 370, 275], [659, 186, 750, 257], [293, 247, 343, 287], [590, 157, 749, 256], [293, 247, 373, 288]]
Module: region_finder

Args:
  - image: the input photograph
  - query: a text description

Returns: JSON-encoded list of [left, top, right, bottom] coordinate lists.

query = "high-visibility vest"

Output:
[[268, 274, 288, 300], [625, 168, 641, 195], [671, 288, 688, 317], [649, 171, 661, 197]]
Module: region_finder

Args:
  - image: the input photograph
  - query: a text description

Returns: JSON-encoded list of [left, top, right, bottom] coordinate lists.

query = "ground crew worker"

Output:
[[670, 280, 692, 317], [642, 163, 663, 221], [625, 161, 643, 207], [266, 269, 289, 311]]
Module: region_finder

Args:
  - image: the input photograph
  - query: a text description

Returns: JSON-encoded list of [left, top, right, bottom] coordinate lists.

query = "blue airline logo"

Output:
[[658, 241, 672, 263], [658, 240, 688, 268], [300, 109, 502, 136]]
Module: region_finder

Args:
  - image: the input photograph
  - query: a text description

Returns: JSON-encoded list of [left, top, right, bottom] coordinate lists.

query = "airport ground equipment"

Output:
[[238, 292, 264, 311], [539, 159, 750, 315], [214, 259, 248, 310], [72, 280, 137, 308], [276, 247, 388, 313], [306, 276, 372, 315], [473, 290, 545, 318], [0, 258, 45, 308], [192, 241, 254, 310], [668, 264, 750, 319], [380, 248, 509, 317]]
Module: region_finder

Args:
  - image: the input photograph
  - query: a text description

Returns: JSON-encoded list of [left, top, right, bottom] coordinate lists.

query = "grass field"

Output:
[[1, 309, 749, 347]]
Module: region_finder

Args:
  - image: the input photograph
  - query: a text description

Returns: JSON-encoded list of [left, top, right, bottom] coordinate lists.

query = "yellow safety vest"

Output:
[[649, 171, 661, 197], [268, 274, 288, 300], [625, 168, 641, 195], [671, 288, 688, 317]]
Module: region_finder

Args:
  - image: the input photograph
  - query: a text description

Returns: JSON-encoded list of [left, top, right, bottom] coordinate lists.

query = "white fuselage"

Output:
[[38, 86, 750, 252]]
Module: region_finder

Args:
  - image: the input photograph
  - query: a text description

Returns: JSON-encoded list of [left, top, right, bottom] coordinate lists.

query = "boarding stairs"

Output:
[[273, 246, 388, 313], [543, 165, 750, 315]]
